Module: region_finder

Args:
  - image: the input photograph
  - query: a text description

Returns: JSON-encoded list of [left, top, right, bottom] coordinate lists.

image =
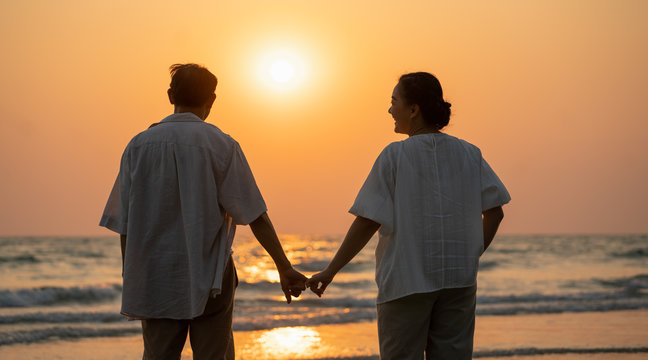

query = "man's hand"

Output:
[[279, 267, 307, 304], [306, 269, 335, 297], [249, 213, 307, 304]]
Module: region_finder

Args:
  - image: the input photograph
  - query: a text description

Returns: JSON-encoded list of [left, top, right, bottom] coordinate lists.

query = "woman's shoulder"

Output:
[[366, 141, 403, 167], [438, 133, 482, 154], [380, 140, 407, 157]]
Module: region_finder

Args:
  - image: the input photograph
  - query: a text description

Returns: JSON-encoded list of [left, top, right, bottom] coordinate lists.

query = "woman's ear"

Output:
[[410, 103, 420, 119]]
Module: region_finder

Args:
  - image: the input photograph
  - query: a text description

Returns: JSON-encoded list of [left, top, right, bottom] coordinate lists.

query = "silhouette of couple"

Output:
[[100, 63, 510, 360]]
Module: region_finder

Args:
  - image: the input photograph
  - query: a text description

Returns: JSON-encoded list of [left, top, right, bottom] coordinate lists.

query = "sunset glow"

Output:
[[0, 1, 646, 236], [2, 3, 647, 360]]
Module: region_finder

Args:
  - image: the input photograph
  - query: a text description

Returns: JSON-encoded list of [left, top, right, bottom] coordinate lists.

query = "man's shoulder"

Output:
[[199, 122, 239, 149], [128, 119, 237, 149]]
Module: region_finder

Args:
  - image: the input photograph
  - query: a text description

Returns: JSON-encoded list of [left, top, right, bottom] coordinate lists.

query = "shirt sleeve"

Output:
[[99, 149, 130, 234], [349, 146, 395, 233], [480, 157, 511, 211], [217, 142, 267, 225]]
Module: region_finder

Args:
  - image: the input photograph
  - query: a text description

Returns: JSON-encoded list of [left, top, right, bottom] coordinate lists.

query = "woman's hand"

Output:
[[306, 269, 335, 297], [306, 216, 380, 298]]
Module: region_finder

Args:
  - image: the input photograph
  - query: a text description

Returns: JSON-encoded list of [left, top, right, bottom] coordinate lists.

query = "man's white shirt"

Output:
[[100, 113, 266, 319]]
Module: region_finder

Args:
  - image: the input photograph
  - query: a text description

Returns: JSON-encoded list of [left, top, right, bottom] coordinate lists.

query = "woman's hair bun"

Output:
[[398, 72, 452, 130]]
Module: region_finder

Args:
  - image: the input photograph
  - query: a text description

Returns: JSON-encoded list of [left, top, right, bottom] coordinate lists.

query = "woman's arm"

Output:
[[482, 206, 504, 253], [306, 216, 380, 296]]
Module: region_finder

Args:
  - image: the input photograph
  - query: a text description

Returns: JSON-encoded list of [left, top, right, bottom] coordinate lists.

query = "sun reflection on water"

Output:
[[242, 264, 280, 283], [250, 326, 327, 359]]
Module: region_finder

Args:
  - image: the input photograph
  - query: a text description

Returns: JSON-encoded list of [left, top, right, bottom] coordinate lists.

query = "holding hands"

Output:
[[276, 267, 336, 302], [261, 215, 380, 303], [278, 267, 336, 301], [306, 269, 335, 297], [278, 267, 336, 302]]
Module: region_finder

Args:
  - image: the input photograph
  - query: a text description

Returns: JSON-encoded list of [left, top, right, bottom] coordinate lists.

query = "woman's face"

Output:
[[389, 83, 413, 135]]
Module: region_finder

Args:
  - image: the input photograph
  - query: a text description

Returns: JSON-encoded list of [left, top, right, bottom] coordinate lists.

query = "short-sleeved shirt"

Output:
[[99, 112, 267, 319], [350, 133, 510, 304]]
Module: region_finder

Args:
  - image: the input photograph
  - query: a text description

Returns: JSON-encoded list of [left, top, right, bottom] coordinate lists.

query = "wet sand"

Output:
[[1, 310, 646, 359]]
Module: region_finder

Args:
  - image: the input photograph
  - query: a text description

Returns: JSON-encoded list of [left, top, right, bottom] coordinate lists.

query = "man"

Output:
[[100, 63, 306, 359]]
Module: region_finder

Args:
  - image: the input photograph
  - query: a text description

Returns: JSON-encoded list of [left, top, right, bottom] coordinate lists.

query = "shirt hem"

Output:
[[376, 281, 478, 304]]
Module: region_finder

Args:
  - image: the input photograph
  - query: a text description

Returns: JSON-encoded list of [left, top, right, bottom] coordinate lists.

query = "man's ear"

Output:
[[206, 93, 216, 107], [167, 88, 175, 105]]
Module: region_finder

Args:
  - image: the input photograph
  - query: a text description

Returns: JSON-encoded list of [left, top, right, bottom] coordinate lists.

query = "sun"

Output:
[[269, 60, 295, 83], [256, 49, 308, 91]]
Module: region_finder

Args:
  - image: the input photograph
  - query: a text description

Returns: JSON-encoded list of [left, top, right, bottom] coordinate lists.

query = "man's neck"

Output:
[[174, 106, 208, 120]]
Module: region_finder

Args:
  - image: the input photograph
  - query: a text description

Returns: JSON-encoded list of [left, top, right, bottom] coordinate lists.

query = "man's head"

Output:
[[167, 64, 217, 119]]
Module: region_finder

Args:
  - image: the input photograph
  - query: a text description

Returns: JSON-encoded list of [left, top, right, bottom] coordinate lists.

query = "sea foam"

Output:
[[0, 284, 121, 308]]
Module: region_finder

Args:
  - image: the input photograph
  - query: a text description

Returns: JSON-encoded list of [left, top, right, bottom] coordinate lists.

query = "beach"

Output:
[[1, 234, 647, 359], [1, 310, 647, 359]]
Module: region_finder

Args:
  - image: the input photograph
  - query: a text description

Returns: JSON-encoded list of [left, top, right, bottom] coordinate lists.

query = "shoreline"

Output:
[[1, 309, 646, 359]]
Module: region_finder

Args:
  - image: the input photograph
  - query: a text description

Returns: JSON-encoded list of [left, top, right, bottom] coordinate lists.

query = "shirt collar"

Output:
[[160, 112, 204, 123]]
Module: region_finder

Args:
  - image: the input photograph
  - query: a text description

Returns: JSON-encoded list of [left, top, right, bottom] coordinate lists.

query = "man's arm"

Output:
[[482, 206, 504, 253], [120, 234, 127, 276], [306, 216, 380, 297], [249, 212, 307, 303]]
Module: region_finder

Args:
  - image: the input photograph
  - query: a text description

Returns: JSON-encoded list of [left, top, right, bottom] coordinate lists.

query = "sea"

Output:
[[1, 234, 647, 358]]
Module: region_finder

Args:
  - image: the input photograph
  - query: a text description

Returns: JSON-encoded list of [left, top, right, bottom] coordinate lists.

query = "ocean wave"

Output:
[[473, 346, 648, 358], [612, 248, 648, 258], [6, 297, 645, 330], [0, 326, 140, 346], [477, 289, 643, 305], [299, 348, 648, 360], [477, 297, 648, 315], [0, 284, 122, 308], [0, 255, 39, 264], [0, 311, 124, 324], [478, 260, 497, 270], [476, 288, 648, 315], [289, 297, 376, 309], [242, 287, 647, 307], [234, 308, 377, 331], [0, 311, 378, 345], [597, 274, 648, 290], [237, 280, 278, 290], [235, 289, 648, 319], [300, 357, 379, 360], [236, 296, 376, 309], [238, 279, 374, 291], [293, 260, 332, 272], [295, 260, 374, 273], [61, 249, 107, 259]]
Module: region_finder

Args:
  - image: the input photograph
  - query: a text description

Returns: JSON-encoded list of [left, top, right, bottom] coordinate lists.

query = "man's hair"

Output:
[[168, 63, 218, 107]]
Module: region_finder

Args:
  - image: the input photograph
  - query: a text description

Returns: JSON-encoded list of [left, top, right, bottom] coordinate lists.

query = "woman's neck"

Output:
[[409, 126, 440, 136]]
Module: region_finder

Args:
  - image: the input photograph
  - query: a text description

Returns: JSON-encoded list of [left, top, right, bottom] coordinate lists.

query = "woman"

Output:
[[307, 72, 510, 359]]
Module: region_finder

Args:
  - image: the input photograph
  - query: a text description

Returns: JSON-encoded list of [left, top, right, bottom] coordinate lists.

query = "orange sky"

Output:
[[1, 0, 646, 236]]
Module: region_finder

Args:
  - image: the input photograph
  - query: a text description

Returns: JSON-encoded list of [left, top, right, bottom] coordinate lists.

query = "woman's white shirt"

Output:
[[350, 133, 510, 304]]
